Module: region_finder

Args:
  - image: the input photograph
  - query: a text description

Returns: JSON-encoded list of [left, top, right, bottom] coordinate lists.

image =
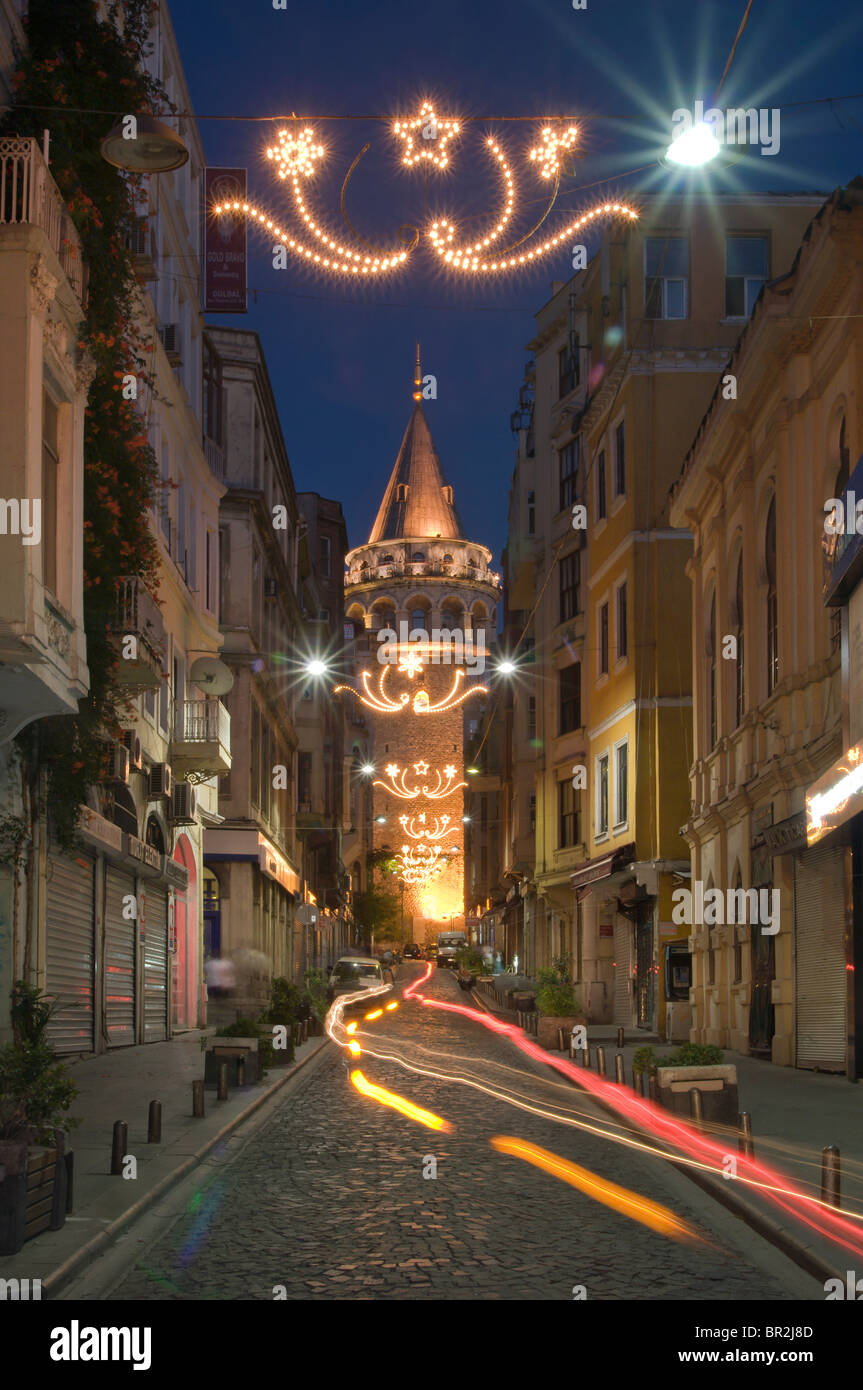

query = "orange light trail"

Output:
[[408, 982, 863, 1257], [350, 1070, 451, 1132], [490, 1135, 704, 1246]]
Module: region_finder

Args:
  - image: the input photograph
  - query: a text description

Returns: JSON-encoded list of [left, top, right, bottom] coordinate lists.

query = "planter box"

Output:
[[0, 1138, 69, 1256], [655, 1065, 739, 1126], [535, 1014, 586, 1050], [204, 1043, 260, 1087]]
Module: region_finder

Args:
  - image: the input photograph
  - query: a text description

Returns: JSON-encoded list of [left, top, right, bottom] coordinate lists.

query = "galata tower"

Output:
[[341, 350, 501, 942]]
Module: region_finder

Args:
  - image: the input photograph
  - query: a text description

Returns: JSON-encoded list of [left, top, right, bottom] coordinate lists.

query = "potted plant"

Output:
[[0, 982, 78, 1255], [533, 957, 586, 1050], [260, 977, 298, 1064], [205, 1017, 264, 1085], [635, 1043, 738, 1124]]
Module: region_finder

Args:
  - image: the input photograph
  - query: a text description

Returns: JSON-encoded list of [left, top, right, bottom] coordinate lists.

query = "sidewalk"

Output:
[[0, 1028, 330, 1294]]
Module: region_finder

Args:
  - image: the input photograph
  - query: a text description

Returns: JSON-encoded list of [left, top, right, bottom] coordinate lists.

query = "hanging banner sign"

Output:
[[204, 168, 247, 313]]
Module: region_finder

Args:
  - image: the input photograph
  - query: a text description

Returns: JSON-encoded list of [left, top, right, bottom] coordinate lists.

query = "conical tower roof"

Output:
[[368, 349, 466, 544]]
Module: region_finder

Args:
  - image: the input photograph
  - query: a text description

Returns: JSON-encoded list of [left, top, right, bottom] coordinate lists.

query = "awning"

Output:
[[570, 842, 636, 893]]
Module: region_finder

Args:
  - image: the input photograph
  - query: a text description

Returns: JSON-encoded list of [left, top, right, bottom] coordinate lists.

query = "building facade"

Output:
[[671, 181, 863, 1073], [201, 326, 302, 1018], [504, 192, 825, 1034]]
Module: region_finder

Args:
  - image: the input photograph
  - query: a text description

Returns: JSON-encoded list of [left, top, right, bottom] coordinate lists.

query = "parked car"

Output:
[[403, 943, 422, 959], [328, 957, 394, 1012]]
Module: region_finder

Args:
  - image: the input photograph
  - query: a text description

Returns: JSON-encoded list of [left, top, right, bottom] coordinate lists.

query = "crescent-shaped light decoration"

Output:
[[214, 108, 639, 282]]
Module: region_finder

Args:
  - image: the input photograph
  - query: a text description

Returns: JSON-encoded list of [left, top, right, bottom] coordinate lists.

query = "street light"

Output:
[[496, 658, 518, 676], [664, 122, 721, 168], [361, 763, 375, 777], [100, 115, 189, 172], [305, 658, 328, 677]]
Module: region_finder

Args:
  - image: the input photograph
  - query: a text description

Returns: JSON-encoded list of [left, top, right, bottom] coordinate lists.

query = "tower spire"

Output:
[[412, 341, 422, 401]]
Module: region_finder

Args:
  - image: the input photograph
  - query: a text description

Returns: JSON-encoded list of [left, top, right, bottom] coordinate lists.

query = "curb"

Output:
[[468, 988, 841, 1287], [43, 1036, 331, 1297]]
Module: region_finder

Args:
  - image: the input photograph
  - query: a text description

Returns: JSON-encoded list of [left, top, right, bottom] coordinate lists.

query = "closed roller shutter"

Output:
[[45, 853, 95, 1054], [143, 885, 169, 1043], [104, 867, 137, 1048], [613, 917, 633, 1028], [795, 842, 846, 1071]]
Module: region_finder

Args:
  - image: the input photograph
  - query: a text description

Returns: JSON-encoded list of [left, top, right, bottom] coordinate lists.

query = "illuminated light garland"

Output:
[[393, 101, 461, 169], [428, 198, 638, 275], [398, 812, 452, 841], [528, 125, 579, 179], [373, 762, 466, 801], [335, 665, 486, 716], [215, 108, 639, 281]]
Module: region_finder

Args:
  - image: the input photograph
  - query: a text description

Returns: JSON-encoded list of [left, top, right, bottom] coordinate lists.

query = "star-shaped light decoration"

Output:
[[528, 125, 579, 179], [394, 101, 461, 170], [413, 761, 430, 777], [384, 762, 400, 779], [444, 764, 457, 780], [398, 649, 425, 679], [266, 127, 325, 180]]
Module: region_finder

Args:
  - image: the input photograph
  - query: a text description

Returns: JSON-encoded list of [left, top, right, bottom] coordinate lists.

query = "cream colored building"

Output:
[[670, 181, 863, 1072]]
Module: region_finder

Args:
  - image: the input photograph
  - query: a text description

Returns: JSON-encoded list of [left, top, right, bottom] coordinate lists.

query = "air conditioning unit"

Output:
[[113, 744, 130, 784], [159, 323, 181, 363], [122, 730, 143, 769], [149, 762, 173, 799], [171, 782, 197, 824], [264, 577, 278, 598]]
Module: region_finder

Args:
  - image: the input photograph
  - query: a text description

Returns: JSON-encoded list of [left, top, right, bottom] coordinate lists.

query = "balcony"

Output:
[[345, 560, 502, 590], [124, 217, 157, 280], [0, 136, 87, 304], [109, 578, 165, 690], [171, 697, 231, 782]]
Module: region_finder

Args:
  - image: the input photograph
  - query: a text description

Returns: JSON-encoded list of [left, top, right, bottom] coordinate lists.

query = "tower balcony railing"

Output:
[[345, 560, 501, 589]]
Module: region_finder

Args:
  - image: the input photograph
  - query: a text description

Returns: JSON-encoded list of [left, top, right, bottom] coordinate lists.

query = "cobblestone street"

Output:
[[99, 968, 818, 1301]]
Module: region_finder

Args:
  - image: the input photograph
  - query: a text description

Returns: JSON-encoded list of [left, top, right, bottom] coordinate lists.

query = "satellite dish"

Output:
[[189, 656, 234, 696]]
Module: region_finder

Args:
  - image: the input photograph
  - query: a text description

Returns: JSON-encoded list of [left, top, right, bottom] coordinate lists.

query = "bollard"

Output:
[[217, 1062, 228, 1101], [689, 1088, 703, 1126], [632, 1067, 641, 1094], [237, 1056, 245, 1087], [558, 1027, 566, 1052], [110, 1121, 127, 1176], [596, 1046, 606, 1077], [569, 1031, 577, 1060], [738, 1111, 754, 1158], [517, 1011, 523, 1030], [582, 1044, 591, 1070], [821, 1145, 841, 1209], [192, 1080, 205, 1118], [147, 1100, 162, 1144], [615, 1053, 625, 1086], [617, 1026, 625, 1049], [648, 1074, 657, 1103]]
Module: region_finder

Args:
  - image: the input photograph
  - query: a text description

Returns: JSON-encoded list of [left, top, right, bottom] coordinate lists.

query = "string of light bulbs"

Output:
[[213, 102, 639, 281]]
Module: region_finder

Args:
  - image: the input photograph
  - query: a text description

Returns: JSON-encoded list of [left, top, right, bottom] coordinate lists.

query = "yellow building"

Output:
[[670, 181, 863, 1073], [507, 191, 823, 1033]]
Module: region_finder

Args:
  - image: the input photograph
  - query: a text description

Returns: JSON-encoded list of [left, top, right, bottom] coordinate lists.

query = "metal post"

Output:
[[569, 1031, 577, 1060], [596, 1046, 606, 1077], [738, 1111, 754, 1158], [217, 1062, 228, 1101], [582, 1044, 591, 1069], [615, 1053, 625, 1085], [689, 1088, 703, 1126], [617, 1026, 624, 1048], [558, 1026, 566, 1052], [192, 1080, 205, 1117], [237, 1056, 245, 1086], [110, 1121, 127, 1175], [147, 1100, 161, 1143], [821, 1145, 841, 1209], [632, 1067, 641, 1093], [648, 1074, 657, 1102]]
